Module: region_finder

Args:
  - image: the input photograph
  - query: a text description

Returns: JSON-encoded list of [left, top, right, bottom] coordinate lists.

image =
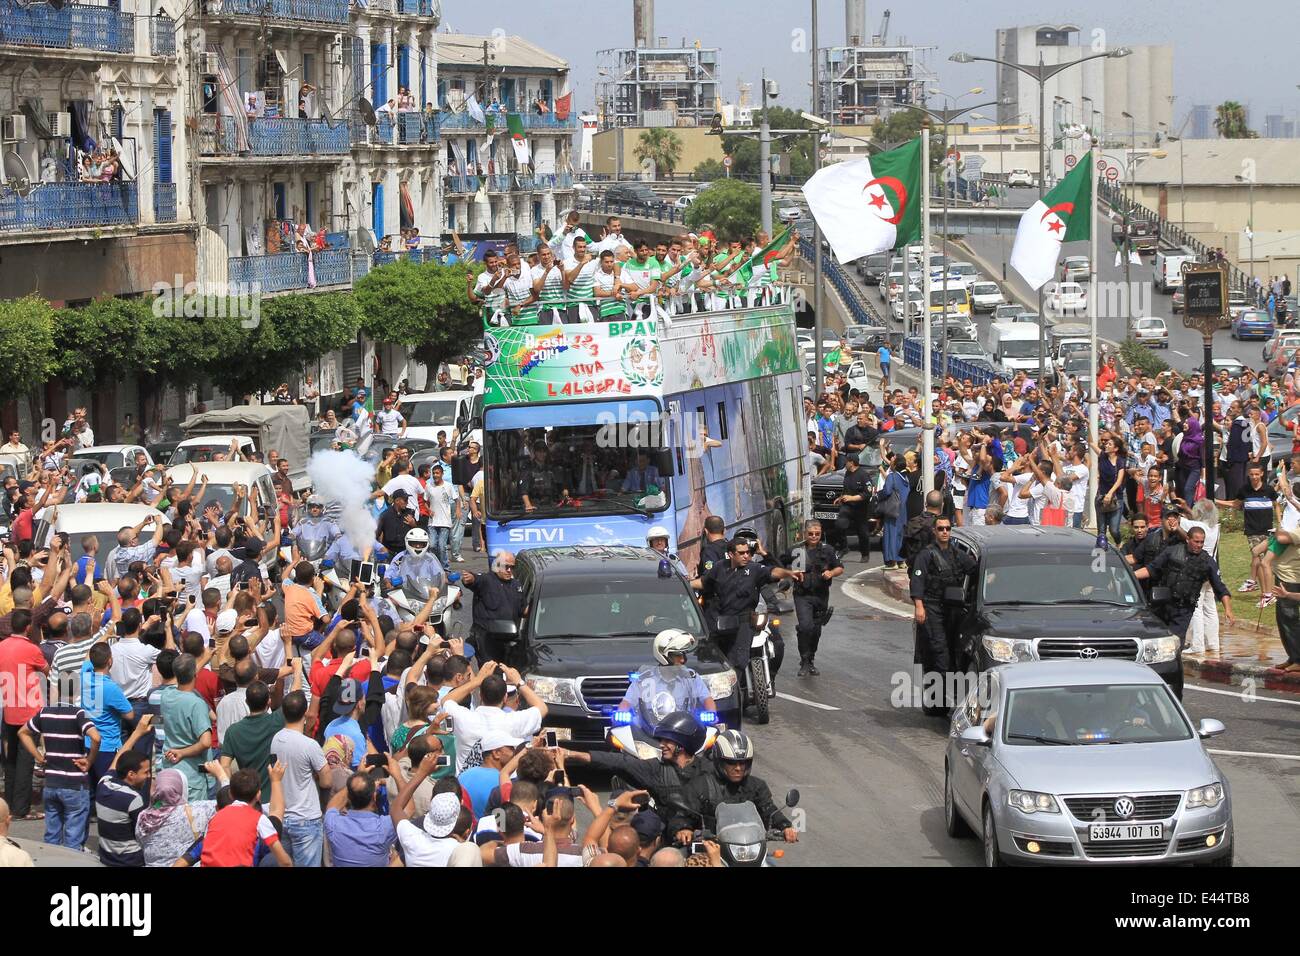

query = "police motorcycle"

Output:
[[606, 632, 722, 757], [383, 528, 461, 637], [279, 496, 334, 568], [671, 732, 801, 868]]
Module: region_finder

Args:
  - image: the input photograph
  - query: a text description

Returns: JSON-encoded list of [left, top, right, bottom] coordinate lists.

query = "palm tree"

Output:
[[633, 128, 684, 178], [1213, 101, 1257, 139]]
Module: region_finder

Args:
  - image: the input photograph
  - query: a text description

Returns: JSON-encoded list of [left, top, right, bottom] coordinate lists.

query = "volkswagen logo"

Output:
[[1113, 797, 1135, 819], [1079, 646, 1099, 660]]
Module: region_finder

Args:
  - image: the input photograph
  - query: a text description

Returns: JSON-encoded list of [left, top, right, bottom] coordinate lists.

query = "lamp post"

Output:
[[1236, 173, 1256, 294], [951, 46, 1131, 382], [811, 0, 823, 400]]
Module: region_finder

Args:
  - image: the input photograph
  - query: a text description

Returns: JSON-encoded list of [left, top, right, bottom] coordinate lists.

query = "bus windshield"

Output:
[[484, 400, 671, 520]]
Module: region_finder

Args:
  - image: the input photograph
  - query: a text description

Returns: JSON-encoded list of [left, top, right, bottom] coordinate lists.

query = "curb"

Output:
[[867, 570, 1300, 695]]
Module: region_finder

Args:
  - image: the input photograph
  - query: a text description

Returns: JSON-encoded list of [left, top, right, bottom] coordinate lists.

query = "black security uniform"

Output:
[[699, 560, 778, 670], [901, 511, 939, 571], [520, 465, 563, 507], [584, 750, 714, 828], [1144, 543, 1230, 641], [839, 463, 874, 561], [696, 537, 729, 578], [909, 541, 977, 710], [465, 570, 528, 663], [782, 542, 843, 666], [667, 763, 793, 838]]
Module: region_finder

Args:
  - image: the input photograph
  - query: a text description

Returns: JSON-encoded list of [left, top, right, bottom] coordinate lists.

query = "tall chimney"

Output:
[[845, 0, 866, 46], [634, 0, 655, 49]]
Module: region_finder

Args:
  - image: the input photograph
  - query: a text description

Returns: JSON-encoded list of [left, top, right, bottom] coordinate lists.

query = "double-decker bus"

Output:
[[480, 304, 809, 570]]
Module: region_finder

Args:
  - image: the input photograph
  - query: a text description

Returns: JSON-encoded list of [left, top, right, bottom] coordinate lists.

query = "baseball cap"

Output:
[[480, 730, 523, 753], [333, 679, 365, 715], [630, 810, 665, 841], [1163, 504, 1182, 517], [423, 792, 461, 838], [391, 489, 410, 500], [215, 609, 240, 634]]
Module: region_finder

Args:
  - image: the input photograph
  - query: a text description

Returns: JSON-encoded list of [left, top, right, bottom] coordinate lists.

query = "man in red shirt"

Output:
[[186, 767, 293, 868], [1, 608, 49, 818]]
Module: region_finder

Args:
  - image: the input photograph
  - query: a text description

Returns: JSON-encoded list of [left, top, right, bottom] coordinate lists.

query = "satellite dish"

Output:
[[355, 228, 376, 254], [2, 152, 35, 198], [358, 97, 378, 127], [274, 50, 290, 75], [321, 104, 339, 130]]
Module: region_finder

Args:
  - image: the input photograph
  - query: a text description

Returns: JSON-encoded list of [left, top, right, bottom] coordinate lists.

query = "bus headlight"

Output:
[[704, 669, 738, 700]]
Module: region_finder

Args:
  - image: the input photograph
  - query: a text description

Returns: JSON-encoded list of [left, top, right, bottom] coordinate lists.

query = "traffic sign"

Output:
[[1065, 154, 1077, 168], [1105, 166, 1120, 182], [1097, 158, 1108, 171], [722, 156, 733, 168]]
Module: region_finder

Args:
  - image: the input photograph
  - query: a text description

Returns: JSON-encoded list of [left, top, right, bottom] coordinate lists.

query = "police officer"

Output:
[[460, 550, 528, 663], [909, 516, 976, 716], [902, 491, 944, 571], [646, 525, 689, 578], [835, 453, 873, 562], [1134, 526, 1235, 646], [696, 515, 729, 578], [691, 535, 799, 671], [293, 495, 341, 559], [521, 443, 566, 512], [1135, 506, 1186, 578], [782, 520, 843, 677]]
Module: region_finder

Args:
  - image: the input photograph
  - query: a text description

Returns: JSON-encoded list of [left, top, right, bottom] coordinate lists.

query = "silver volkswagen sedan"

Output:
[[944, 661, 1233, 866]]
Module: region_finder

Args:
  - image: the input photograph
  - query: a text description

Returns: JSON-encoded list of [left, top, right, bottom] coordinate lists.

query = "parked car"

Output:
[[1264, 330, 1300, 374], [944, 660, 1232, 867], [1195, 358, 1247, 379], [1231, 309, 1275, 341], [777, 203, 805, 224], [1132, 317, 1170, 348], [969, 281, 1007, 314], [673, 195, 694, 211], [1171, 289, 1185, 314], [1006, 169, 1035, 187]]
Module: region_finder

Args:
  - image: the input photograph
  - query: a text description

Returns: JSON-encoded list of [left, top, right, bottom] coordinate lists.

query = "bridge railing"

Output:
[[901, 336, 995, 386]]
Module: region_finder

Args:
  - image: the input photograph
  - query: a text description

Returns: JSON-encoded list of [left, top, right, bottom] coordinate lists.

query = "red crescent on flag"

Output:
[[863, 176, 908, 225], [1040, 201, 1074, 223]]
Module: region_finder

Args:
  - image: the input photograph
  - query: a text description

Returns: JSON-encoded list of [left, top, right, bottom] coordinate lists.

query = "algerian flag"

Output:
[[506, 113, 530, 165], [466, 93, 485, 125], [824, 348, 841, 369], [801, 138, 923, 263], [736, 226, 791, 285], [1009, 150, 1093, 290]]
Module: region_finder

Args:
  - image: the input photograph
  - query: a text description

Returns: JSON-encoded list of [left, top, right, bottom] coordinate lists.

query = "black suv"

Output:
[[498, 545, 742, 747], [604, 183, 665, 212], [949, 525, 1185, 696]]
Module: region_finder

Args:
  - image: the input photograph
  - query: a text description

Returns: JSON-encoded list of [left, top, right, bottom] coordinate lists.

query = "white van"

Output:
[[32, 502, 171, 561], [1154, 251, 1194, 293], [165, 461, 276, 521], [990, 322, 1052, 377], [399, 390, 482, 447]]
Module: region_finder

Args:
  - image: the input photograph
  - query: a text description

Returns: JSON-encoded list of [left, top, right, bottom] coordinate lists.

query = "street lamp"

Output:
[[1235, 173, 1256, 292], [951, 45, 1131, 380]]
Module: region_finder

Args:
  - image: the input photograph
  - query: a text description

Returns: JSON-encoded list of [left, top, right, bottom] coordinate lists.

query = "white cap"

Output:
[[215, 609, 240, 634], [480, 731, 523, 753]]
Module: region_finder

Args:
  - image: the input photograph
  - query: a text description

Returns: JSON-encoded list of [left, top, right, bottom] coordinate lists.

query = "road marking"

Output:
[[1185, 683, 1300, 707], [842, 570, 911, 619], [1207, 749, 1300, 761], [775, 692, 841, 711], [1171, 350, 1189, 357]]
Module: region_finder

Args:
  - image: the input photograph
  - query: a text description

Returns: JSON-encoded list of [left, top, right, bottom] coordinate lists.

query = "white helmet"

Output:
[[646, 525, 671, 544], [405, 528, 429, 556], [653, 628, 697, 666]]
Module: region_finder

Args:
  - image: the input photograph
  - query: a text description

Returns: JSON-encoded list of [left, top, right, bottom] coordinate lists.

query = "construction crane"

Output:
[[876, 9, 891, 45]]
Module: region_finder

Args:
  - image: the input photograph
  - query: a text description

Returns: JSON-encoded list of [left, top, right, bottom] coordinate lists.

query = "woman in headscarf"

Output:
[[976, 398, 998, 423], [136, 765, 220, 867], [878, 451, 911, 570], [1176, 414, 1204, 503], [321, 736, 355, 798], [902, 449, 925, 520]]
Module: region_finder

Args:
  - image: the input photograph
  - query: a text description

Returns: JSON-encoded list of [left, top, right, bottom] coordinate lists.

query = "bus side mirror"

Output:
[[656, 447, 675, 477]]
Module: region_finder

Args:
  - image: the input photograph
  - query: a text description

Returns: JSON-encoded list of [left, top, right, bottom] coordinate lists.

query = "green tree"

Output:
[[871, 108, 945, 168], [1213, 101, 1256, 139], [354, 259, 482, 370], [684, 178, 761, 240], [0, 296, 55, 407], [694, 158, 726, 181], [633, 128, 684, 177]]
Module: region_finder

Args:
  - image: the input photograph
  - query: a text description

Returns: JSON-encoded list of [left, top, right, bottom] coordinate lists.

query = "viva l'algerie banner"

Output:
[[483, 320, 666, 405], [801, 138, 923, 263], [1009, 150, 1093, 289]]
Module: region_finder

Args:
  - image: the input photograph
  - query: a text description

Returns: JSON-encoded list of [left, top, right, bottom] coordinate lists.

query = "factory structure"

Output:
[[816, 2, 934, 128]]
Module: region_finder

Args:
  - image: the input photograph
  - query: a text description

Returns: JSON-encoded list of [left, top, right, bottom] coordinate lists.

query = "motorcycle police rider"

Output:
[[691, 534, 799, 672], [293, 495, 341, 560], [909, 516, 977, 715], [559, 710, 713, 827], [645, 525, 689, 578], [669, 729, 798, 846], [616, 630, 716, 736], [1134, 525, 1236, 646], [781, 519, 843, 677], [386, 527, 445, 593]]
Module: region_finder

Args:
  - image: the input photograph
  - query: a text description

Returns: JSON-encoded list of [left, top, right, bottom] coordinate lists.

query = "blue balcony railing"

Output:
[[227, 248, 352, 293], [487, 175, 513, 192], [201, 115, 350, 157], [149, 15, 176, 55], [434, 110, 576, 132], [370, 113, 435, 146], [205, 0, 349, 24], [153, 183, 177, 223], [531, 173, 572, 191], [0, 181, 138, 233], [395, 0, 437, 14], [521, 112, 578, 130], [0, 0, 135, 54], [444, 175, 481, 194]]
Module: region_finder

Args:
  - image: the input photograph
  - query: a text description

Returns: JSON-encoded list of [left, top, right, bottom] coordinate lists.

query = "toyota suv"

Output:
[[950, 525, 1185, 696], [502, 546, 742, 747]]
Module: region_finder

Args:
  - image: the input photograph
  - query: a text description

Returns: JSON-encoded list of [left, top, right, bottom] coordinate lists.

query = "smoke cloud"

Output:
[[307, 450, 377, 552]]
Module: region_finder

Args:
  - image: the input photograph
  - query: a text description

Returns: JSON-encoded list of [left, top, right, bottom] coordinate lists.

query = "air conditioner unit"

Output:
[[1, 114, 26, 142], [47, 111, 72, 137], [200, 52, 221, 75]]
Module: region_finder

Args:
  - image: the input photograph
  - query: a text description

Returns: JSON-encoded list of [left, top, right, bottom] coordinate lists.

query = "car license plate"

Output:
[[814, 510, 839, 521], [1088, 823, 1162, 842]]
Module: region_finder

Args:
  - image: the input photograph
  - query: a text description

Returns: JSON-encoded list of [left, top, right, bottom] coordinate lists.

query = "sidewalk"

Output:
[[870, 566, 1300, 694]]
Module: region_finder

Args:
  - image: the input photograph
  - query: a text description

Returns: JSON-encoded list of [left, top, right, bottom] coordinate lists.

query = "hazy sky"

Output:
[[439, 0, 1297, 130]]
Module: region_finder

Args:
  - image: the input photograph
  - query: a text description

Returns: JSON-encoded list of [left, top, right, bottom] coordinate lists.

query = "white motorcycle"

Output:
[[606, 721, 720, 760], [384, 568, 462, 638]]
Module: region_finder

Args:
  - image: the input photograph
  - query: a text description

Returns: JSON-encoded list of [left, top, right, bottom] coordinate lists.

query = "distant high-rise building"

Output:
[[1189, 104, 1212, 139], [1265, 114, 1286, 138]]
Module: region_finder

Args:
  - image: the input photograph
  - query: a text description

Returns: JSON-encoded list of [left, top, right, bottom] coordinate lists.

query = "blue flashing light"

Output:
[[390, 575, 404, 588], [321, 560, 334, 570], [609, 710, 634, 726], [447, 571, 462, 583], [696, 710, 719, 725]]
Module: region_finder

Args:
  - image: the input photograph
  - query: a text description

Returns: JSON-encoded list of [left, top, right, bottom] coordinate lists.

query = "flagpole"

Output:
[[921, 126, 935, 495], [1087, 142, 1100, 534]]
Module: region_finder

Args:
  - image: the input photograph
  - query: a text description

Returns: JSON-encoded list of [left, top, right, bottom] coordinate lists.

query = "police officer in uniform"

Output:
[[782, 520, 843, 677], [691, 536, 799, 671], [835, 454, 874, 562], [293, 495, 341, 560], [902, 491, 944, 571], [646, 525, 689, 578], [696, 515, 729, 578], [909, 517, 976, 716], [1134, 526, 1235, 647], [520, 442, 566, 512]]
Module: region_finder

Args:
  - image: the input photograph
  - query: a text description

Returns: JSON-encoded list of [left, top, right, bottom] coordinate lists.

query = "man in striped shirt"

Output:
[[49, 591, 122, 708], [18, 704, 100, 849], [563, 236, 600, 323], [531, 244, 567, 326], [94, 739, 152, 866]]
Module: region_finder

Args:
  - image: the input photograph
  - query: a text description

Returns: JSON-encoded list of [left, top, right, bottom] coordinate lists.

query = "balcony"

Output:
[[444, 175, 481, 195], [0, 0, 135, 55], [0, 182, 138, 234], [395, 0, 439, 15], [227, 247, 352, 293], [149, 15, 176, 56], [153, 183, 177, 223], [532, 172, 574, 191], [200, 115, 351, 158], [486, 175, 513, 192], [202, 0, 349, 26], [371, 112, 438, 146], [435, 110, 577, 132]]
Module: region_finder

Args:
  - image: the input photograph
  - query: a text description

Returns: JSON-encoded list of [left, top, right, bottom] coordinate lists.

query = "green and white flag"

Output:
[[801, 138, 923, 263], [736, 226, 792, 285], [506, 113, 530, 166], [1009, 150, 1093, 290]]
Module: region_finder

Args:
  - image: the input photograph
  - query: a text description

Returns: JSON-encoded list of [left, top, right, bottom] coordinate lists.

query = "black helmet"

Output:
[[652, 711, 707, 755]]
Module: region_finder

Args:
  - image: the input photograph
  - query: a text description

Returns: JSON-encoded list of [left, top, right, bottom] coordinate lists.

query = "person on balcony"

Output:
[[396, 87, 416, 112]]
